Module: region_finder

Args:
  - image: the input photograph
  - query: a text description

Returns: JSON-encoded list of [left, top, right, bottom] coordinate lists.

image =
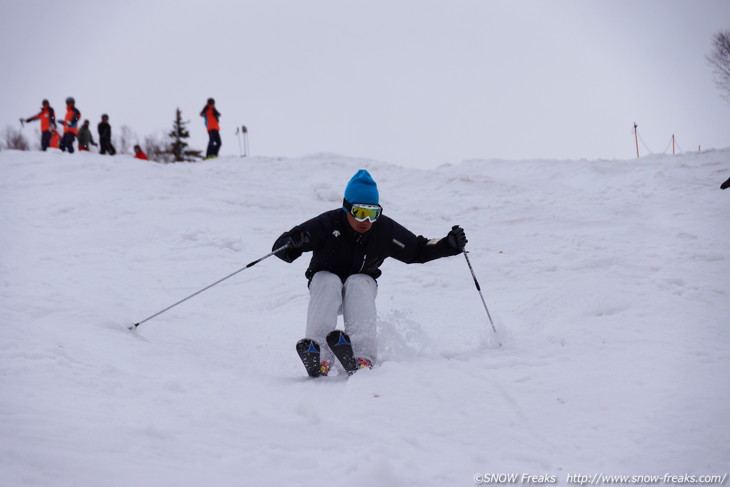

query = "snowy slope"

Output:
[[1, 149, 729, 486]]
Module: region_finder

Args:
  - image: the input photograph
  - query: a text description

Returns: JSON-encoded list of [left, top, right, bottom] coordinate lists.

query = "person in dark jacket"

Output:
[[200, 98, 221, 159], [273, 169, 467, 376], [97, 114, 116, 155], [77, 120, 97, 151], [23, 99, 56, 151]]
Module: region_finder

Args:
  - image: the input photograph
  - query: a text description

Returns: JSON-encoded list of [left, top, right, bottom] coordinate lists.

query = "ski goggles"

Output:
[[348, 203, 382, 222]]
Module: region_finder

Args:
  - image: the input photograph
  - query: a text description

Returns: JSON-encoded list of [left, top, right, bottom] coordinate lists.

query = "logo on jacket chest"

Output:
[[332, 230, 341, 238]]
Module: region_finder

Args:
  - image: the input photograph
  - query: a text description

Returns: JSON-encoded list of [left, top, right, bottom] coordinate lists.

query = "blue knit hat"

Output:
[[343, 169, 379, 205]]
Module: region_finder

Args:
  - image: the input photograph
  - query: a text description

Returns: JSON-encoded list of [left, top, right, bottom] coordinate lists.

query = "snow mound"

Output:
[[1, 149, 729, 486]]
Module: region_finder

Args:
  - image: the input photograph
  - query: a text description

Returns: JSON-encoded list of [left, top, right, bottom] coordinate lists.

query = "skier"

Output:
[[200, 98, 221, 159], [273, 169, 467, 377], [133, 145, 148, 160], [97, 114, 116, 155], [77, 120, 98, 151], [22, 99, 56, 151], [58, 97, 81, 153]]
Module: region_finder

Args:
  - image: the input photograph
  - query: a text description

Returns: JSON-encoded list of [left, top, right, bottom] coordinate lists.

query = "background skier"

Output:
[[97, 114, 116, 155], [273, 169, 468, 376], [77, 120, 97, 151], [200, 98, 221, 159], [49, 126, 61, 149], [58, 97, 81, 153], [22, 99, 55, 151], [133, 144, 148, 160]]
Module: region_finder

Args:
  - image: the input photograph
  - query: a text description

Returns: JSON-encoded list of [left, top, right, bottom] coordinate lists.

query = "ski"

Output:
[[296, 338, 324, 378], [326, 330, 359, 375]]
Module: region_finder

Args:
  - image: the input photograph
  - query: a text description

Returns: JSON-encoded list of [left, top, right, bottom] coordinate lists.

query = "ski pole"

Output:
[[242, 126, 249, 157], [236, 127, 243, 157], [129, 242, 291, 330], [462, 250, 497, 335]]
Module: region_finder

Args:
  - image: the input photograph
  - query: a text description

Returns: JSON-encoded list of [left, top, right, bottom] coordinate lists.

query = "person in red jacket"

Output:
[[22, 99, 56, 151], [58, 97, 81, 153], [200, 98, 221, 159], [133, 145, 148, 160]]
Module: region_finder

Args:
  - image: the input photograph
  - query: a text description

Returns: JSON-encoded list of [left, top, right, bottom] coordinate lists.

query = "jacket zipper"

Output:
[[358, 253, 367, 273]]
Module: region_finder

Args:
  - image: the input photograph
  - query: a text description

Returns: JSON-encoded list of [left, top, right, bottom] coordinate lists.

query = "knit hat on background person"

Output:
[[343, 169, 379, 206]]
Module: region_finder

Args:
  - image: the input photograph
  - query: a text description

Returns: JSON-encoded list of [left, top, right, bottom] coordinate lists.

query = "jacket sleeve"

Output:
[[387, 219, 461, 264], [272, 211, 334, 263], [70, 108, 81, 128]]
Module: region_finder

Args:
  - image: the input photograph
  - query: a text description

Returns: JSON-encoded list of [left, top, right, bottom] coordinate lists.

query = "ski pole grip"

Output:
[[451, 225, 466, 253]]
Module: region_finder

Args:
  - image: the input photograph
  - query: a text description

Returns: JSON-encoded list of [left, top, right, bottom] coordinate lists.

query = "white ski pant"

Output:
[[307, 271, 378, 364]]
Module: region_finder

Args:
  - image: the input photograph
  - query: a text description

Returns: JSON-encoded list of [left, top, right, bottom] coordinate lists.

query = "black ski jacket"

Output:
[[273, 209, 459, 282], [98, 121, 112, 141]]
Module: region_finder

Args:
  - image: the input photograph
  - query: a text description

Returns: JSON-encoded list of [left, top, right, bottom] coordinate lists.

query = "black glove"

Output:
[[721, 177, 730, 190], [446, 225, 467, 252], [288, 229, 310, 249]]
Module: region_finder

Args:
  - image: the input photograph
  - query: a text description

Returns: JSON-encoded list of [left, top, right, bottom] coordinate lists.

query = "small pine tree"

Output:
[[167, 108, 203, 162], [168, 108, 189, 162]]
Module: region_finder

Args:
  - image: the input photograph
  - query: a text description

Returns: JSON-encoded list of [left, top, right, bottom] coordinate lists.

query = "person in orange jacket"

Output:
[[200, 97, 221, 159], [49, 128, 61, 149], [22, 99, 56, 151], [58, 97, 81, 153], [133, 145, 148, 160]]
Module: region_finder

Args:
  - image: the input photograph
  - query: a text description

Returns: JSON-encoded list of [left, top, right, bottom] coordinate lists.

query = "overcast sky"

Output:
[[2, 0, 728, 167]]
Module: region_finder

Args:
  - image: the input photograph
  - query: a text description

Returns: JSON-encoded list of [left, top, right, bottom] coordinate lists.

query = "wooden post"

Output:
[[634, 123, 640, 158], [672, 134, 675, 155]]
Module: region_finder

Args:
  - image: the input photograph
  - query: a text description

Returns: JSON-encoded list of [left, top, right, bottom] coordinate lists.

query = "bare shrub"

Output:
[[707, 30, 730, 101], [1, 126, 30, 151]]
